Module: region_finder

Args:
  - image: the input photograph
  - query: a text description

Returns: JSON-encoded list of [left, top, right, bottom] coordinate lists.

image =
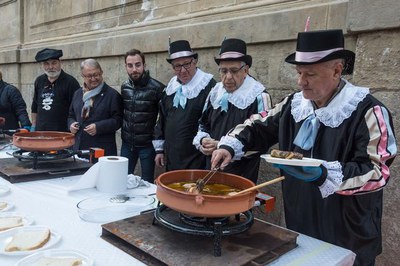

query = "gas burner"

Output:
[[13, 149, 76, 169], [179, 213, 230, 228], [153, 204, 254, 256]]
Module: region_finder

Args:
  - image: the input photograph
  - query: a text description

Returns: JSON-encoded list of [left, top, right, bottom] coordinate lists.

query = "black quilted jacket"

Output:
[[121, 71, 165, 148]]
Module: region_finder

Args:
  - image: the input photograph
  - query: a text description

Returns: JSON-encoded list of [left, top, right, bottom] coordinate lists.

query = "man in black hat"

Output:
[[193, 38, 272, 183], [153, 40, 216, 171], [211, 29, 397, 265], [31, 48, 80, 132]]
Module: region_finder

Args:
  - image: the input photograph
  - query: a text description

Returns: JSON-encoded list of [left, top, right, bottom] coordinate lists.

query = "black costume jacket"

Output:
[[194, 76, 272, 183], [219, 80, 397, 265], [154, 69, 216, 171]]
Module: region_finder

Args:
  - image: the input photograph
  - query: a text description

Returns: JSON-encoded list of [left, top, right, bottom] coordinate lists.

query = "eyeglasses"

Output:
[[218, 64, 246, 76], [172, 59, 193, 71], [81, 72, 102, 79]]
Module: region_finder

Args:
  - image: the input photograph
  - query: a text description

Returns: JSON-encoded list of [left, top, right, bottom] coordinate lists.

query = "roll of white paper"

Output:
[[96, 156, 129, 193]]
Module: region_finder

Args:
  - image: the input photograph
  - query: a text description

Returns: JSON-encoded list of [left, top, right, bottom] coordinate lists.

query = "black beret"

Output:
[[35, 48, 63, 62]]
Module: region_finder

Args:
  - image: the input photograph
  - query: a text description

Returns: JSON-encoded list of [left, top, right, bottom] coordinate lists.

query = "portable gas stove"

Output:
[[101, 206, 298, 266], [0, 148, 103, 183]]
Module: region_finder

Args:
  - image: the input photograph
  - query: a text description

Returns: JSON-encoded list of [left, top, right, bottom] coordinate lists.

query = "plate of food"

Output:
[[0, 201, 13, 212], [261, 149, 324, 167], [0, 212, 34, 232], [0, 226, 61, 256], [0, 185, 10, 196], [16, 249, 93, 266]]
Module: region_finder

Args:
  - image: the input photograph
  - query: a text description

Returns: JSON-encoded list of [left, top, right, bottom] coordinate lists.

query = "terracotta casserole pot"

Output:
[[13, 131, 75, 152], [155, 169, 257, 217]]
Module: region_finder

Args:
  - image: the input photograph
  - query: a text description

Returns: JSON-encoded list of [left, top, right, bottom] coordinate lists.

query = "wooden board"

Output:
[[101, 211, 298, 266]]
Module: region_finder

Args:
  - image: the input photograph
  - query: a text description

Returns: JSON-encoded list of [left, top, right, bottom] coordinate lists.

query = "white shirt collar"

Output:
[[165, 68, 214, 99], [291, 79, 370, 127], [209, 75, 265, 110]]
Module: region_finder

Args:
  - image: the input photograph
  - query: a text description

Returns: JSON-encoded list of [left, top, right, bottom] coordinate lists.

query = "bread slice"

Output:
[[0, 216, 23, 231], [35, 257, 82, 266], [5, 228, 51, 252], [0, 202, 7, 211]]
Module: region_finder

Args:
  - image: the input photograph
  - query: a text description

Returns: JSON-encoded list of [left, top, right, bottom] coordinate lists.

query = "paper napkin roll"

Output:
[[96, 156, 128, 193]]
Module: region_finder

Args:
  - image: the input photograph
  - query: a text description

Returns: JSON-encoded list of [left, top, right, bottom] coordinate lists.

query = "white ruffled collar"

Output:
[[291, 79, 370, 128], [209, 76, 265, 110], [165, 68, 213, 99]]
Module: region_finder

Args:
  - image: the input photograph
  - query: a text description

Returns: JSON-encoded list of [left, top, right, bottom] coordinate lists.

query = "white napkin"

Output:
[[127, 174, 151, 189]]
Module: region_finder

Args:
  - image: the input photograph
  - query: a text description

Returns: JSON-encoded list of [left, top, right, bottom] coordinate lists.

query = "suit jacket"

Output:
[[68, 83, 123, 155]]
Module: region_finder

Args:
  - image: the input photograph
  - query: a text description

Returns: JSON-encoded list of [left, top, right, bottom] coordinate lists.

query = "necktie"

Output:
[[219, 91, 229, 112], [173, 86, 186, 109], [293, 114, 320, 150]]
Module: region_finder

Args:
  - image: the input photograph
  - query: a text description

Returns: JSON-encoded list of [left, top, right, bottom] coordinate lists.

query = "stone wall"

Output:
[[0, 0, 399, 264]]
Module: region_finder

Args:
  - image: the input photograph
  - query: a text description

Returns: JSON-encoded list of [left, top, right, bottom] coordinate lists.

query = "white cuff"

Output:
[[152, 140, 164, 152], [218, 136, 244, 160], [318, 161, 343, 198], [193, 131, 210, 150]]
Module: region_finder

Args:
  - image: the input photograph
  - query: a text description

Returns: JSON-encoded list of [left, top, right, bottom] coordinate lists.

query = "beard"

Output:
[[129, 72, 143, 81], [45, 70, 61, 78]]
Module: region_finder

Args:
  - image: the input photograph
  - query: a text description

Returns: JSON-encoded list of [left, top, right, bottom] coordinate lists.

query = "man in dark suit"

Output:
[[68, 58, 122, 155]]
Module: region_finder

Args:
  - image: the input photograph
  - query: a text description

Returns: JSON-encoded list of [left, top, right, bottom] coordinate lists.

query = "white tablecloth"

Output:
[[0, 146, 355, 266]]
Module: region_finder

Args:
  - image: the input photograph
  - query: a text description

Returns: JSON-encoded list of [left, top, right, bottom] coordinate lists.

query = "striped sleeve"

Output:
[[336, 105, 397, 195]]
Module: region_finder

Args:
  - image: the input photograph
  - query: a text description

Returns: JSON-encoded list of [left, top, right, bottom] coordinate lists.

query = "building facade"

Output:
[[0, 1, 399, 264]]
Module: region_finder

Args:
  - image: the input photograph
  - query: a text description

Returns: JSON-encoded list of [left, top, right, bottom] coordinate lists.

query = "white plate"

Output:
[[0, 226, 61, 256], [261, 154, 324, 167], [0, 185, 10, 196], [15, 249, 93, 266], [0, 212, 34, 232], [0, 201, 14, 212]]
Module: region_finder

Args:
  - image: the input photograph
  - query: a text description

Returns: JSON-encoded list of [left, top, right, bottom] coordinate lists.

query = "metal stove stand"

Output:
[[153, 203, 254, 256]]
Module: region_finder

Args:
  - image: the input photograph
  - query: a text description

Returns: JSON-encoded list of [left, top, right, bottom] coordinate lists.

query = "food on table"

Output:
[[0, 216, 23, 231], [270, 149, 303, 159], [5, 228, 51, 252], [0, 202, 7, 210], [167, 182, 241, 196], [35, 257, 82, 266]]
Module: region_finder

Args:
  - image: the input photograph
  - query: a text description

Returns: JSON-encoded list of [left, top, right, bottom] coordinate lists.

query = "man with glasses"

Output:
[[68, 59, 122, 156], [153, 40, 216, 171], [120, 49, 165, 183], [31, 48, 80, 132], [193, 38, 272, 183]]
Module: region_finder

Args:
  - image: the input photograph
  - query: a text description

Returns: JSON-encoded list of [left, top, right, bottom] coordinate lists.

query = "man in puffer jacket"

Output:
[[120, 49, 165, 183], [0, 71, 31, 131]]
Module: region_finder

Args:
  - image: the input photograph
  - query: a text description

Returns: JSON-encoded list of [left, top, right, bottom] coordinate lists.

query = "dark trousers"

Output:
[[120, 142, 156, 183]]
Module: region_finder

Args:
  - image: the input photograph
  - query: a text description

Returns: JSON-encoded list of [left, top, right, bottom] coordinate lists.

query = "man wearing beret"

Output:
[[153, 40, 216, 171], [31, 48, 80, 132], [193, 38, 272, 183], [212, 29, 397, 265]]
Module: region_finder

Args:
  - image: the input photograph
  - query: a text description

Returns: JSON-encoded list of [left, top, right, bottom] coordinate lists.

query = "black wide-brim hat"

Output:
[[166, 40, 198, 63], [214, 38, 252, 68], [35, 48, 63, 62], [285, 29, 355, 74]]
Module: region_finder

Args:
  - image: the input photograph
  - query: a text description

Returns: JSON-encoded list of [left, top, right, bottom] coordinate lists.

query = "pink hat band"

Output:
[[170, 51, 195, 60], [295, 47, 343, 62], [219, 51, 245, 59]]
